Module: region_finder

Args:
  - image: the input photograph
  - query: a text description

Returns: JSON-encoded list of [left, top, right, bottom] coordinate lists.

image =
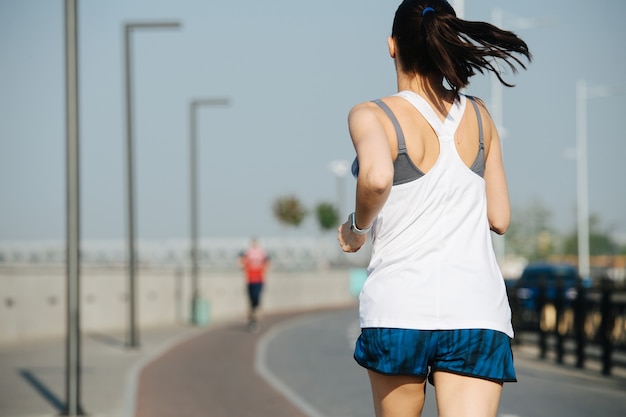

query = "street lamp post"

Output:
[[189, 98, 230, 325], [329, 160, 350, 220], [451, 0, 465, 18], [576, 80, 591, 280], [124, 21, 180, 348], [488, 8, 548, 265], [64, 0, 84, 415], [489, 8, 507, 265], [452, 2, 546, 264], [575, 80, 624, 279]]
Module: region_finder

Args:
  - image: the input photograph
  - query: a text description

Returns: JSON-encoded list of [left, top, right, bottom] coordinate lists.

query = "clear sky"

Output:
[[1, 0, 625, 243]]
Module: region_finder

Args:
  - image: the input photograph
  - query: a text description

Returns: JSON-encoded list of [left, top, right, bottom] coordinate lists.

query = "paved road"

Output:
[[8, 305, 622, 417], [134, 314, 310, 417], [257, 308, 626, 417]]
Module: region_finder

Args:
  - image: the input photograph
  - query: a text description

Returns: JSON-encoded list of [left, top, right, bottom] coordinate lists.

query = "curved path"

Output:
[[134, 311, 313, 417], [135, 306, 626, 417]]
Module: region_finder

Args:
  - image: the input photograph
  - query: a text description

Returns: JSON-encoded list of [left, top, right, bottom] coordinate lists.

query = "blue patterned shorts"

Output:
[[354, 328, 517, 384]]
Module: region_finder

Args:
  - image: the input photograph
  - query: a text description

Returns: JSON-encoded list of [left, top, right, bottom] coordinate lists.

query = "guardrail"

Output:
[[0, 237, 370, 271], [508, 279, 626, 376]]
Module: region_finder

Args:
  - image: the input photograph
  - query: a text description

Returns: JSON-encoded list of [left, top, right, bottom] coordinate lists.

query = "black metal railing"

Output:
[[509, 278, 626, 376]]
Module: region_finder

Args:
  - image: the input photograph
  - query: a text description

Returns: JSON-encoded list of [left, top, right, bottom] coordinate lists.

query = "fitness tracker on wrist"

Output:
[[349, 212, 371, 235]]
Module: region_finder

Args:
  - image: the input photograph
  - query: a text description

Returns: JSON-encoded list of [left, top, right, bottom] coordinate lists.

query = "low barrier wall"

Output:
[[0, 265, 357, 344]]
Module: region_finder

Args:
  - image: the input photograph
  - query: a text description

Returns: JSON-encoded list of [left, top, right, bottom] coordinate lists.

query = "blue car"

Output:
[[511, 263, 580, 330]]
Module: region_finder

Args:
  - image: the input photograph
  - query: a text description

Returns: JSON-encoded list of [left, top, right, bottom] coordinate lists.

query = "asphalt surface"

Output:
[[1, 305, 625, 417], [258, 308, 626, 417], [134, 312, 311, 417]]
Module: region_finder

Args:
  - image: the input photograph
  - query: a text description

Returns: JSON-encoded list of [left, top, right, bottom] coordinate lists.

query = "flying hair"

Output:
[[391, 0, 532, 97]]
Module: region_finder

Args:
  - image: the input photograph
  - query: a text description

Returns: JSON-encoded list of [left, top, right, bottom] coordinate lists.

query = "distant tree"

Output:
[[507, 198, 555, 261], [315, 202, 339, 232], [562, 215, 620, 256], [272, 195, 307, 228]]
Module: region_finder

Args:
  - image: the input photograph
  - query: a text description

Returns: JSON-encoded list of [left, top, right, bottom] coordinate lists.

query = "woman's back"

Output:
[[374, 92, 491, 177], [359, 91, 513, 337]]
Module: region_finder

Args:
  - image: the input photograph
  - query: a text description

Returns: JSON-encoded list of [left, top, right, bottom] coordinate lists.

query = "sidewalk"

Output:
[[0, 309, 317, 417], [0, 322, 205, 417]]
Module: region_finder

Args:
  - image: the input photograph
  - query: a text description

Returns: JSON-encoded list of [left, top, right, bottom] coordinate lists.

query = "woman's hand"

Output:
[[337, 220, 367, 253]]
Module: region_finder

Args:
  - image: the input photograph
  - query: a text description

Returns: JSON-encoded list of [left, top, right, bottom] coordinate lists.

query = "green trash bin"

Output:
[[191, 298, 211, 326], [349, 268, 368, 298]]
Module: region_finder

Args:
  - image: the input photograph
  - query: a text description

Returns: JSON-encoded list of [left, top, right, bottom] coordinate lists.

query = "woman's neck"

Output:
[[396, 72, 455, 115]]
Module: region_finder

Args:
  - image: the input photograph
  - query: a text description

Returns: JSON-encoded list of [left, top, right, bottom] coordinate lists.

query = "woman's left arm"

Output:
[[482, 104, 511, 235], [338, 102, 394, 252]]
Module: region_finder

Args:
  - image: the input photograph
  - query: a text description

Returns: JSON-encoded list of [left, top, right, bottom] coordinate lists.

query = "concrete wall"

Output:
[[0, 265, 358, 344]]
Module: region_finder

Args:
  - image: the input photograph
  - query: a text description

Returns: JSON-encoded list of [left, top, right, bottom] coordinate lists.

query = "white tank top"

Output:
[[359, 91, 514, 338]]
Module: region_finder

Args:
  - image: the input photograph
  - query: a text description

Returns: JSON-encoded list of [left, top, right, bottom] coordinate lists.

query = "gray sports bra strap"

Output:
[[467, 96, 484, 150], [372, 99, 407, 152], [466, 96, 486, 177]]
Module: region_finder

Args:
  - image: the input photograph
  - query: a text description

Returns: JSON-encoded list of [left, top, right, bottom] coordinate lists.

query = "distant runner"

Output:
[[239, 237, 270, 331]]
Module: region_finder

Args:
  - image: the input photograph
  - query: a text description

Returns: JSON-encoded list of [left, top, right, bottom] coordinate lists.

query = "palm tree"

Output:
[[272, 195, 308, 269], [315, 202, 339, 232], [314, 202, 339, 269], [272, 195, 307, 228]]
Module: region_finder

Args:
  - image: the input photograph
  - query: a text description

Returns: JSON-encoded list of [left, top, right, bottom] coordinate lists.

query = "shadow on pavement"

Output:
[[18, 369, 65, 413]]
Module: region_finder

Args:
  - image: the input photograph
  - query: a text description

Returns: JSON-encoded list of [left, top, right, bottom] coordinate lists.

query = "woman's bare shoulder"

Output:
[[348, 100, 386, 127], [349, 100, 380, 115]]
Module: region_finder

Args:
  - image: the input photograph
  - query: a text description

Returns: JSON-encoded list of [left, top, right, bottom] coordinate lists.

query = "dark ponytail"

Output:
[[391, 0, 531, 97]]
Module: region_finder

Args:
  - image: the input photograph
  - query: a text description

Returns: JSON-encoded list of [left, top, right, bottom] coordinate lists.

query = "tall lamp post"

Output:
[[450, 2, 547, 264], [575, 80, 624, 279], [124, 21, 180, 348], [189, 98, 230, 325], [489, 8, 548, 264], [451, 0, 465, 18], [329, 160, 350, 219], [64, 0, 84, 415]]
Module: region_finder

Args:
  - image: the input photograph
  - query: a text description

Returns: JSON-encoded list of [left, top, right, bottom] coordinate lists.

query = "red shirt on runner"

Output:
[[240, 246, 269, 284]]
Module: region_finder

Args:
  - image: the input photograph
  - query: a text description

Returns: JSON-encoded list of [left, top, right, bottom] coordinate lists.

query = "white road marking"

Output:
[[257, 314, 527, 417], [346, 319, 361, 347], [255, 315, 330, 417]]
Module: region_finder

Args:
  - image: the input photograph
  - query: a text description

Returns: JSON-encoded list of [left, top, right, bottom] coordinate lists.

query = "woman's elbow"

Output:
[[363, 170, 393, 195], [489, 216, 510, 235], [487, 194, 510, 235], [490, 223, 508, 235]]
